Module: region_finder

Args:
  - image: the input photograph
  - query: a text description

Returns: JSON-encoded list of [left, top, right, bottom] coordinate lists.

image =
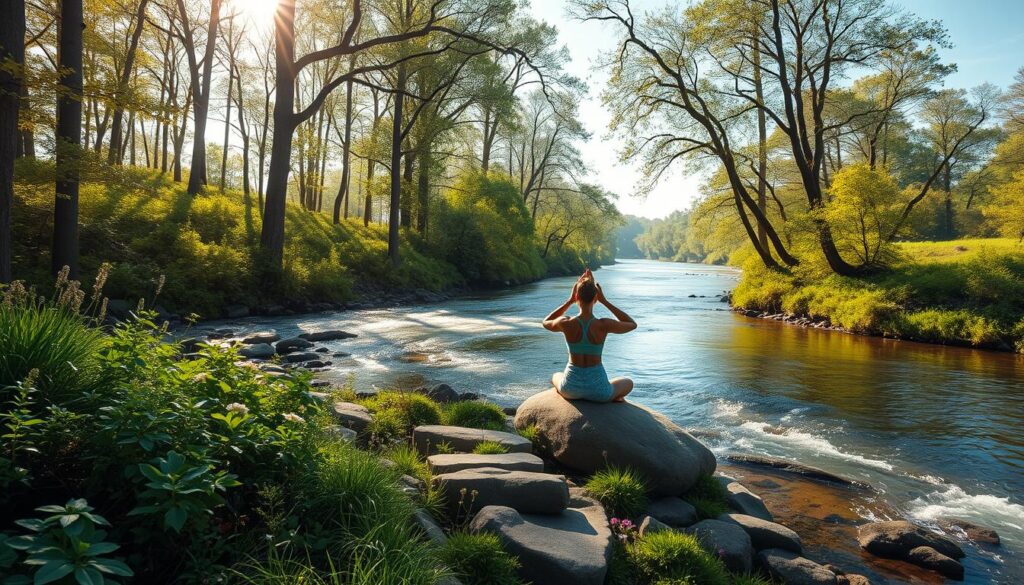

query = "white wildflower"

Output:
[[226, 403, 249, 416], [283, 413, 305, 424]]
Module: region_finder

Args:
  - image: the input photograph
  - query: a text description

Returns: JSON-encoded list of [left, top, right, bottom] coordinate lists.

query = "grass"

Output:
[[383, 444, 429, 480], [684, 474, 730, 520], [628, 531, 730, 585], [584, 467, 649, 519], [437, 532, 524, 585], [732, 238, 1024, 351], [359, 391, 443, 443], [441, 400, 507, 430], [471, 441, 509, 455]]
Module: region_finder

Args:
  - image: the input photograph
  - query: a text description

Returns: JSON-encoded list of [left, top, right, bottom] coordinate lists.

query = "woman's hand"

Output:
[[595, 282, 607, 304]]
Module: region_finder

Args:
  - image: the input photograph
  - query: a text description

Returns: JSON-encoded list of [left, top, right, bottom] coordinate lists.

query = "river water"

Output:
[[207, 259, 1024, 583]]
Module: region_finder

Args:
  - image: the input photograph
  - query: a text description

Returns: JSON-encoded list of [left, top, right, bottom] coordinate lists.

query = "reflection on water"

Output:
[[207, 260, 1024, 583]]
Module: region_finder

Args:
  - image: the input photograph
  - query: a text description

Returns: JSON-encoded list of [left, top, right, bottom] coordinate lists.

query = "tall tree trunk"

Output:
[[333, 75, 354, 224], [234, 61, 251, 199], [942, 163, 954, 240], [53, 0, 83, 278], [180, 0, 222, 196], [363, 158, 374, 227], [388, 63, 406, 266], [753, 41, 769, 253], [416, 145, 430, 233], [0, 0, 25, 282], [107, 0, 149, 165], [17, 83, 35, 159], [220, 63, 233, 190], [400, 142, 414, 229]]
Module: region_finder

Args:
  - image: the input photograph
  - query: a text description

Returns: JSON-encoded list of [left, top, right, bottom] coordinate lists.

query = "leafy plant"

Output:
[[129, 450, 240, 533], [383, 443, 429, 480], [628, 530, 730, 585], [585, 467, 649, 519], [684, 473, 729, 520], [442, 400, 507, 430], [361, 391, 442, 438], [471, 440, 509, 455], [437, 531, 523, 585], [5, 498, 134, 585]]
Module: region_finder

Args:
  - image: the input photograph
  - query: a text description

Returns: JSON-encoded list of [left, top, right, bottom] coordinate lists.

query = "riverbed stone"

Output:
[[939, 518, 1001, 545], [427, 452, 545, 475], [242, 331, 280, 344], [238, 343, 276, 359], [415, 383, 460, 403], [284, 351, 321, 363], [276, 337, 314, 354], [907, 546, 964, 580], [687, 519, 754, 574], [413, 425, 532, 454], [646, 497, 698, 528], [470, 501, 613, 585], [720, 512, 802, 553], [299, 329, 357, 342], [432, 468, 569, 516], [718, 475, 774, 521], [757, 549, 838, 585], [331, 402, 372, 434], [857, 520, 964, 560], [514, 389, 716, 495]]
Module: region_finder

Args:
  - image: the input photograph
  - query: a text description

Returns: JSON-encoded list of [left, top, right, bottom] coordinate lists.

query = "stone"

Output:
[[413, 425, 532, 455], [857, 520, 964, 560], [687, 519, 754, 574], [414, 509, 447, 545], [725, 454, 860, 486], [298, 329, 357, 342], [315, 347, 329, 353], [471, 502, 612, 585], [432, 468, 569, 516], [638, 515, 671, 537], [276, 337, 314, 354], [284, 352, 320, 363], [836, 576, 871, 585], [719, 513, 802, 553], [718, 476, 773, 521], [225, 304, 249, 318], [513, 389, 716, 495], [417, 383, 460, 403], [939, 518, 1000, 545], [646, 497, 698, 528], [238, 343, 276, 359], [324, 425, 357, 443], [460, 392, 479, 401], [332, 402, 372, 434], [301, 360, 329, 368], [907, 546, 964, 580], [757, 549, 838, 585], [332, 351, 351, 358], [427, 452, 545, 475], [401, 474, 423, 491], [242, 331, 280, 344]]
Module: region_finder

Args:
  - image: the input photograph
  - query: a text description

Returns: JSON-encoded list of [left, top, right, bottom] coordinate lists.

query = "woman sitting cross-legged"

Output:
[[542, 269, 637, 403]]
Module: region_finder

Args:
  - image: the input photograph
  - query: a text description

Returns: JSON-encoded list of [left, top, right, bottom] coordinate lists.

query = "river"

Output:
[[205, 259, 1024, 584]]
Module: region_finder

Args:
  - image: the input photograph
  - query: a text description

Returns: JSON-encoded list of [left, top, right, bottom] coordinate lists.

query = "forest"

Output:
[[0, 0, 620, 316]]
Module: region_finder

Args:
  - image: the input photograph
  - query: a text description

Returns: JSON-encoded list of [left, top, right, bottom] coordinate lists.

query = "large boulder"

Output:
[[432, 468, 569, 516], [757, 549, 837, 585], [427, 452, 545, 475], [413, 425, 532, 454], [719, 513, 802, 553], [718, 475, 773, 521], [857, 520, 964, 560], [646, 497, 698, 528], [471, 502, 613, 585], [687, 519, 754, 574], [513, 389, 716, 495]]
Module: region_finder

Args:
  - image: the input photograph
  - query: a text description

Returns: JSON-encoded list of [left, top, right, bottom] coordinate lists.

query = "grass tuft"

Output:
[[441, 400, 507, 430], [437, 532, 523, 585], [584, 466, 649, 519], [471, 441, 509, 455]]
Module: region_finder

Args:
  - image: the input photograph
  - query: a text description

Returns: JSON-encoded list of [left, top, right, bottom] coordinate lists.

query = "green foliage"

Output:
[[471, 441, 509, 455], [437, 532, 523, 585], [584, 467, 649, 519], [442, 400, 507, 431], [4, 498, 133, 585], [731, 574, 777, 585], [627, 531, 730, 585], [684, 474, 730, 520], [129, 450, 241, 533], [383, 443, 429, 481], [822, 164, 905, 267], [360, 391, 442, 443]]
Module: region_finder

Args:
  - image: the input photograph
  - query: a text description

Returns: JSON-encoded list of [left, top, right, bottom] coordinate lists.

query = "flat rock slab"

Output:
[[299, 330, 357, 342], [720, 512, 802, 553], [646, 497, 698, 528], [471, 502, 612, 585], [413, 425, 532, 454], [718, 475, 774, 521], [725, 454, 862, 487], [514, 389, 716, 495], [332, 402, 372, 434], [857, 520, 964, 560], [427, 452, 545, 475], [758, 548, 837, 585], [433, 467, 569, 516], [687, 519, 753, 574]]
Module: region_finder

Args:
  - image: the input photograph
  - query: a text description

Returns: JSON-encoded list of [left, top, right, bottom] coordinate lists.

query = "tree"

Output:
[[53, 0, 84, 278], [0, 0, 26, 283], [984, 170, 1024, 242], [106, 0, 150, 165]]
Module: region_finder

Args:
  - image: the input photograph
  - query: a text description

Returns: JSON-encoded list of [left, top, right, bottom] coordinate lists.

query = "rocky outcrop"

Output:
[[514, 389, 715, 495], [471, 501, 613, 585], [720, 512, 802, 553], [757, 549, 838, 585], [432, 468, 569, 516], [427, 452, 545, 475], [645, 497, 698, 528], [413, 425, 532, 454], [718, 475, 773, 521], [858, 520, 965, 579], [687, 519, 754, 574]]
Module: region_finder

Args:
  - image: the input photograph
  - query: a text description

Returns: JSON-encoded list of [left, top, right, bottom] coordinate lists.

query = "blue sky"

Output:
[[530, 0, 1024, 219]]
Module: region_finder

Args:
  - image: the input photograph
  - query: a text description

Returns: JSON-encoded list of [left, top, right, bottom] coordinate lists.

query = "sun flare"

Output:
[[235, 0, 278, 28]]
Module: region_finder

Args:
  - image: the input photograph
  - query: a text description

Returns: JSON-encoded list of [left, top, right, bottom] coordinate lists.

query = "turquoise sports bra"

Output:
[[566, 317, 604, 356]]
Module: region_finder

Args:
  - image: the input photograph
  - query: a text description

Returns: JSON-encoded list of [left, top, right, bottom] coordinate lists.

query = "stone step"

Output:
[[427, 452, 545, 475], [413, 425, 532, 454], [432, 467, 569, 516]]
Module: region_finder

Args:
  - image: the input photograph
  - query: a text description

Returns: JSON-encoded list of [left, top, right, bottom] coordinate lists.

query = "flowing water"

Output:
[[206, 259, 1024, 584]]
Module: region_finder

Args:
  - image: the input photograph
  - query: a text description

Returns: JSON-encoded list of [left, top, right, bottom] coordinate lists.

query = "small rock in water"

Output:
[[276, 337, 314, 354], [284, 352, 320, 363], [298, 329, 357, 342], [907, 546, 964, 580], [717, 476, 773, 521], [238, 343, 275, 359], [331, 351, 351, 358], [938, 517, 1000, 546], [242, 331, 280, 344]]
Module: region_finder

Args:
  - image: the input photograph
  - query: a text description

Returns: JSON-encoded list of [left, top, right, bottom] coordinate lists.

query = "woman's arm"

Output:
[[543, 280, 580, 331], [596, 284, 637, 333]]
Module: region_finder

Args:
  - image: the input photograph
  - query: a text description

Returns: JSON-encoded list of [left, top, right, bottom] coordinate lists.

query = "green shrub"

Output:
[[361, 392, 442, 443], [584, 467, 649, 519], [442, 400, 507, 430], [628, 531, 730, 585], [384, 443, 429, 480], [438, 532, 523, 585], [731, 574, 777, 585], [685, 474, 729, 520], [472, 441, 509, 455]]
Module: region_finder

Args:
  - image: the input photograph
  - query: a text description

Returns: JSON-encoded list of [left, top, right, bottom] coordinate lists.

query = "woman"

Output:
[[542, 268, 636, 402]]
